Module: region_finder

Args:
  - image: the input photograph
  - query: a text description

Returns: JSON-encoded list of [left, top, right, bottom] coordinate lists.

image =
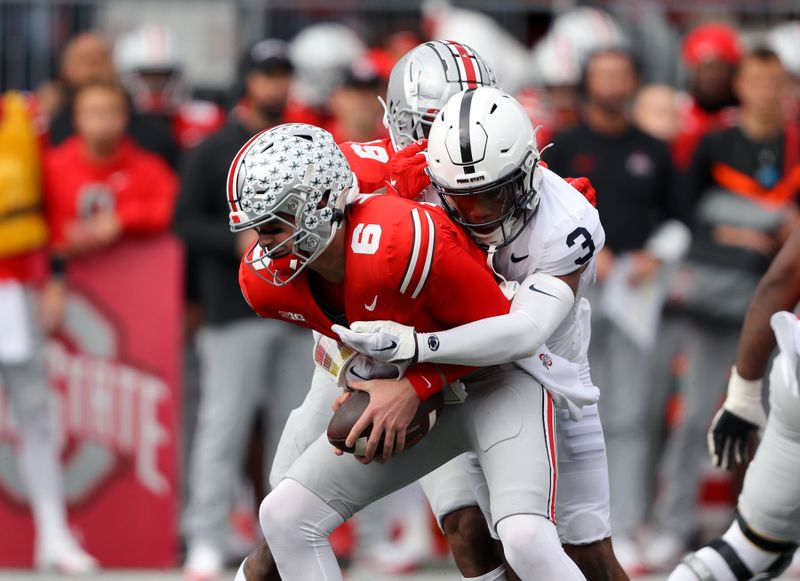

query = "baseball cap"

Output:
[[241, 39, 294, 76], [341, 56, 381, 89], [682, 23, 742, 67]]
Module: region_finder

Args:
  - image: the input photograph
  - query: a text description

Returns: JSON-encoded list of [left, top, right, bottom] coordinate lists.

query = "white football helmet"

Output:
[[288, 23, 366, 110], [426, 87, 543, 249], [767, 21, 800, 78], [114, 23, 186, 113], [228, 123, 356, 286], [530, 7, 629, 88], [384, 40, 497, 151]]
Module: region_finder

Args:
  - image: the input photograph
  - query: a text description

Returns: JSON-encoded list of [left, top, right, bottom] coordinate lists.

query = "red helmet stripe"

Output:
[[450, 41, 478, 88], [226, 131, 263, 212]]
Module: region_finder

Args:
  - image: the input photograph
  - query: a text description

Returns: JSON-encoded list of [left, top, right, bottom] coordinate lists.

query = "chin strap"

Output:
[[485, 245, 520, 300]]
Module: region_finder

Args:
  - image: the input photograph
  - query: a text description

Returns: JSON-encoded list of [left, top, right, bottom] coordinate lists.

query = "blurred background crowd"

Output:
[[1, 0, 800, 578]]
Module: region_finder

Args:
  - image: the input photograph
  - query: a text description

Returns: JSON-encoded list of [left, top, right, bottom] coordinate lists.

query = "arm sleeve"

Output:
[[415, 272, 575, 366], [172, 143, 239, 257], [117, 157, 179, 234]]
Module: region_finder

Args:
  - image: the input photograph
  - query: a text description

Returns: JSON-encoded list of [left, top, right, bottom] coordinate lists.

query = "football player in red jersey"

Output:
[[339, 41, 616, 581], [230, 123, 589, 580]]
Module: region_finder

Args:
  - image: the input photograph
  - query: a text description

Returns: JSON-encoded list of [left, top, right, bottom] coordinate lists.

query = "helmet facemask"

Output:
[[228, 124, 355, 286], [432, 155, 541, 249], [382, 95, 438, 151]]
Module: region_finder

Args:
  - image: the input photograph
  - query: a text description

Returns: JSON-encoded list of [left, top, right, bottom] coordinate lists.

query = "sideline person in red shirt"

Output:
[[44, 81, 177, 258]]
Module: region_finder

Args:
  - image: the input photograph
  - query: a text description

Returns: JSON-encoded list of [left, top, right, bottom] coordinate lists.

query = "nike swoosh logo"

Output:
[[529, 284, 559, 299], [364, 295, 378, 311], [348, 368, 368, 380], [375, 340, 398, 352], [422, 376, 432, 388], [510, 253, 529, 263]]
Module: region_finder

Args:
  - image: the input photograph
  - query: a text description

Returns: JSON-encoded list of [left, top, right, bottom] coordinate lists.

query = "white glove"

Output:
[[707, 366, 767, 469], [342, 353, 409, 388], [332, 321, 419, 363]]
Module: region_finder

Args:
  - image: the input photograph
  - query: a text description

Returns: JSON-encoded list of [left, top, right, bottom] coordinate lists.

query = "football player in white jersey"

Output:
[[335, 85, 629, 581], [665, 226, 800, 580]]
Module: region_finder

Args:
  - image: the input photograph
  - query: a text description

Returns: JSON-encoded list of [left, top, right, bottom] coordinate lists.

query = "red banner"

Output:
[[0, 235, 183, 568]]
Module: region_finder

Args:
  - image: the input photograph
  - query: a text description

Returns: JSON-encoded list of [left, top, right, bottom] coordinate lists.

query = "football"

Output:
[[327, 390, 445, 456]]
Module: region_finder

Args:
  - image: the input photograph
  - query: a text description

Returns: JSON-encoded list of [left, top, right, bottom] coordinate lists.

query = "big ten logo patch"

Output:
[[0, 292, 171, 505]]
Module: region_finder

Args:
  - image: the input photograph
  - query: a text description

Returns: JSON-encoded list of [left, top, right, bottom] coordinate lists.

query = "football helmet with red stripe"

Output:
[[227, 123, 356, 285], [383, 40, 497, 150], [427, 87, 543, 249]]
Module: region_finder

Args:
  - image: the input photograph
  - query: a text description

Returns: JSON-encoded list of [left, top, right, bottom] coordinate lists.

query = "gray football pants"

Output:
[[737, 350, 800, 541], [182, 318, 314, 550]]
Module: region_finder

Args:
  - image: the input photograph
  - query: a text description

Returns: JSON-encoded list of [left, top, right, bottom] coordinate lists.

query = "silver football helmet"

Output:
[[383, 40, 497, 151], [227, 123, 356, 286]]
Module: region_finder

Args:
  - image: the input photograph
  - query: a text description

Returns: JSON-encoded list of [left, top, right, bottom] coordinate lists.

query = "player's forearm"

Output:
[[735, 226, 800, 380], [417, 274, 575, 366], [736, 276, 799, 380], [417, 311, 538, 365]]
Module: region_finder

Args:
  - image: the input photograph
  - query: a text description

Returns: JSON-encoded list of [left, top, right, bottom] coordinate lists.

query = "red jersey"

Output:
[[44, 136, 178, 250], [239, 194, 510, 400], [672, 94, 738, 171]]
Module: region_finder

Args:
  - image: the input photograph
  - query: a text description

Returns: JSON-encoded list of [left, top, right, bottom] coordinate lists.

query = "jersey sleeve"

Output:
[[405, 363, 474, 402], [340, 140, 392, 194], [538, 201, 605, 276]]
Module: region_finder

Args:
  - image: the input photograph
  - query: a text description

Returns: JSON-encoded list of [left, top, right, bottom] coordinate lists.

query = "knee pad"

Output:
[[259, 479, 343, 547], [496, 514, 560, 564]]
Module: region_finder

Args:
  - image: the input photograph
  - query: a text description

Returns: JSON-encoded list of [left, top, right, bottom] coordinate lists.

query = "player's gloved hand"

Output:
[[564, 176, 597, 208], [332, 321, 418, 364], [343, 354, 409, 387], [708, 366, 767, 470], [389, 139, 430, 200]]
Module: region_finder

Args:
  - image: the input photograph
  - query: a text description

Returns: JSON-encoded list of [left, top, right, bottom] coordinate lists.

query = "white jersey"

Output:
[[492, 167, 605, 384]]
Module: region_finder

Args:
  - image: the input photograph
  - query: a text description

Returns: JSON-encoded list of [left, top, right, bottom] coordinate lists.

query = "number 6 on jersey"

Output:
[[352, 224, 382, 255]]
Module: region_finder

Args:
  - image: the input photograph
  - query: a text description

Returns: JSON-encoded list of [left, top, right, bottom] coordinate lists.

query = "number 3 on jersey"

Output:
[[352, 223, 382, 254], [566, 227, 595, 265]]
